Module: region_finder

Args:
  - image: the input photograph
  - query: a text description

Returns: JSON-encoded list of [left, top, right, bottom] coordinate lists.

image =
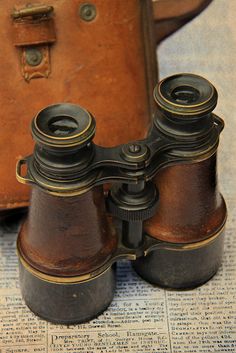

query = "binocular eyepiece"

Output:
[[16, 73, 227, 324]]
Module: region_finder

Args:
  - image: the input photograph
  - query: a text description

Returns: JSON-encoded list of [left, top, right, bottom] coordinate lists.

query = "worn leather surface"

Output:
[[12, 17, 56, 46], [0, 0, 157, 210], [144, 154, 227, 243], [18, 186, 118, 276]]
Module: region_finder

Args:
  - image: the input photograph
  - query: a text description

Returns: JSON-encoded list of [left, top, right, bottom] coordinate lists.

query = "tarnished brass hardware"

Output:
[[25, 48, 43, 66], [16, 73, 226, 324], [12, 5, 54, 19], [79, 3, 97, 21], [16, 158, 33, 185], [122, 143, 150, 163], [11, 4, 56, 80]]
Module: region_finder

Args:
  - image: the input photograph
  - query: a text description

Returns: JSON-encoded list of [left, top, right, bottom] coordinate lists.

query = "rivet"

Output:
[[79, 3, 96, 22], [25, 48, 43, 67]]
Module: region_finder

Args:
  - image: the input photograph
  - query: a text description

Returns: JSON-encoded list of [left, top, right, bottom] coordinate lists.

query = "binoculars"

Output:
[[16, 73, 227, 324]]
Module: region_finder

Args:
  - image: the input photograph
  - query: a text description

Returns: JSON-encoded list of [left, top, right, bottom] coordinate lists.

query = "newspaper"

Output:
[[1, 0, 236, 352]]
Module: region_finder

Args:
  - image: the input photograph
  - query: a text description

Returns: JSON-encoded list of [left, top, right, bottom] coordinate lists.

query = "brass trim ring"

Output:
[[144, 222, 226, 255], [17, 250, 112, 285]]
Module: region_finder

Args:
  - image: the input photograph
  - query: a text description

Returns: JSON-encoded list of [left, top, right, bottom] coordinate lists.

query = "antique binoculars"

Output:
[[16, 73, 227, 324]]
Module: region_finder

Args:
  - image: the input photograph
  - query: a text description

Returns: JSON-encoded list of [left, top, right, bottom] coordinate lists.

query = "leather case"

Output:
[[0, 0, 212, 212]]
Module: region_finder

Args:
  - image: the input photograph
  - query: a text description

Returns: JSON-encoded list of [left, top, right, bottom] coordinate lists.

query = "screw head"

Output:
[[128, 144, 142, 154], [79, 3, 96, 21], [122, 143, 149, 163], [25, 48, 43, 67]]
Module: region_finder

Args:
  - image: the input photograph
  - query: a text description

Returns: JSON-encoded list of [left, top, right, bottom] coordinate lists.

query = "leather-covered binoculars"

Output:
[[16, 73, 227, 324]]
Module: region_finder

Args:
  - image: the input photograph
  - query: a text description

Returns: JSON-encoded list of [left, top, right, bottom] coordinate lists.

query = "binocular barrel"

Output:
[[16, 73, 227, 324]]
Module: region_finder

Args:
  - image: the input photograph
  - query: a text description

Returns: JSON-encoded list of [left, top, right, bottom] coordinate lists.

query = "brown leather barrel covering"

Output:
[[144, 154, 227, 243], [0, 0, 157, 211], [18, 186, 117, 276]]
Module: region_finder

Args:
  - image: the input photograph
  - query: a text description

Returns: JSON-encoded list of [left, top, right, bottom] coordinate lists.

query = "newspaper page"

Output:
[[1, 0, 236, 352]]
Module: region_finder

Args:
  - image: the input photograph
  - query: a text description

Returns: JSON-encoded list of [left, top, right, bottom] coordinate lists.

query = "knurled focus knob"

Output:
[[107, 182, 158, 222]]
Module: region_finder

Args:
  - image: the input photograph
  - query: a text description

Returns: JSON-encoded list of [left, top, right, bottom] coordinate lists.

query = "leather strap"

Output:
[[152, 0, 213, 43]]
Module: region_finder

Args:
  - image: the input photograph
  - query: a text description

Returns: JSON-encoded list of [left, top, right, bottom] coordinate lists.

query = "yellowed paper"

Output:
[[0, 0, 236, 352]]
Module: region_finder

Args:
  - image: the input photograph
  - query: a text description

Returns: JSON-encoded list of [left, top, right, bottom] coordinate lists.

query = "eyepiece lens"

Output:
[[170, 85, 200, 104], [48, 116, 78, 136], [33, 103, 96, 147]]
